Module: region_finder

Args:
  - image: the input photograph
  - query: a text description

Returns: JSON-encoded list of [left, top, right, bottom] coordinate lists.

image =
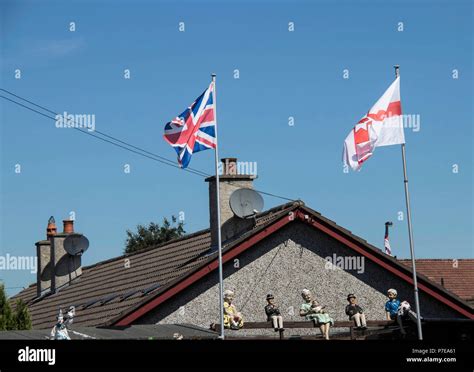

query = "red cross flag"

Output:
[[343, 77, 405, 171]]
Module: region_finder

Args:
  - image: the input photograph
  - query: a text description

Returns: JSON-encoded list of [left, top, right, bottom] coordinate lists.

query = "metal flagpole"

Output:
[[211, 73, 225, 340], [395, 65, 423, 340]]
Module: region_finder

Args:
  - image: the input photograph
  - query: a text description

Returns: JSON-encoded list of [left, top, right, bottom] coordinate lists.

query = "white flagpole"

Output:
[[211, 73, 225, 340], [395, 65, 423, 340]]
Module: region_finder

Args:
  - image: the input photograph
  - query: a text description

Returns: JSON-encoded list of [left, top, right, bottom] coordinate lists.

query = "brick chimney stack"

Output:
[[36, 217, 56, 297], [206, 157, 257, 249], [51, 218, 81, 292], [35, 216, 84, 297]]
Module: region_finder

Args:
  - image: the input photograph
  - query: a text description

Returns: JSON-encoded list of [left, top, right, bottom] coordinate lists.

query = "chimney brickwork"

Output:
[[51, 219, 81, 292], [206, 158, 257, 248], [35, 240, 52, 297], [36, 216, 57, 297], [51, 232, 82, 292], [36, 217, 83, 297]]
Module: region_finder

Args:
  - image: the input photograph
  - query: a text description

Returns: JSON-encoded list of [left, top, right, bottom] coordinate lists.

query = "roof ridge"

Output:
[[254, 200, 302, 217], [399, 258, 474, 261]]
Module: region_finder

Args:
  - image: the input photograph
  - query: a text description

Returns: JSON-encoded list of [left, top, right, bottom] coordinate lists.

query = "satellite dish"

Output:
[[64, 234, 89, 256], [229, 188, 264, 219]]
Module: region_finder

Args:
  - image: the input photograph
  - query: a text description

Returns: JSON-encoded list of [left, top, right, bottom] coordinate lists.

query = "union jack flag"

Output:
[[163, 82, 216, 168]]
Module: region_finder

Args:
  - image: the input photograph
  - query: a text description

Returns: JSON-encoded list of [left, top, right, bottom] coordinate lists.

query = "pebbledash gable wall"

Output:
[[136, 221, 460, 336]]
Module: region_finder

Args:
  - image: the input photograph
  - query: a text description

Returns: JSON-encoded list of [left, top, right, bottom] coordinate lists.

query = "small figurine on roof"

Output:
[[385, 288, 401, 321], [223, 290, 244, 330], [345, 294, 367, 330], [50, 306, 75, 340], [299, 289, 333, 340], [396, 300, 416, 335], [397, 300, 411, 317], [264, 294, 284, 332]]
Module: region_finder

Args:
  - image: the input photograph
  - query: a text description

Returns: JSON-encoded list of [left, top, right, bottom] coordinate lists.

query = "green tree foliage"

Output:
[[0, 283, 14, 330], [14, 299, 32, 330], [124, 216, 185, 254], [0, 284, 31, 331]]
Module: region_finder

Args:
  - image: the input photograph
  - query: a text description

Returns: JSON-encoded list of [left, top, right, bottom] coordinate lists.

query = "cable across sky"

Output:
[[0, 88, 295, 202]]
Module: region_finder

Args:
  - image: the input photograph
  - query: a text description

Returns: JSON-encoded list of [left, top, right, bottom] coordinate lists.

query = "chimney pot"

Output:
[[46, 216, 57, 238], [221, 158, 238, 176], [63, 220, 74, 234]]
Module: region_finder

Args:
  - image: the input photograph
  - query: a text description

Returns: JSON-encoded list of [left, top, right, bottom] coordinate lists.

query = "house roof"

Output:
[[10, 201, 474, 329], [0, 324, 218, 340], [399, 259, 474, 304], [9, 201, 297, 329], [112, 203, 473, 325]]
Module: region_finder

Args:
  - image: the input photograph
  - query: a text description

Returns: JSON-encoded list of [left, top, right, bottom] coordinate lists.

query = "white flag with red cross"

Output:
[[343, 76, 405, 171]]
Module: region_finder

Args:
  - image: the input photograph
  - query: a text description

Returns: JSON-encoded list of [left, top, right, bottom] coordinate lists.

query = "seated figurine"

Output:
[[385, 288, 401, 321], [223, 290, 244, 330], [264, 294, 284, 332], [299, 289, 333, 340], [345, 294, 367, 330]]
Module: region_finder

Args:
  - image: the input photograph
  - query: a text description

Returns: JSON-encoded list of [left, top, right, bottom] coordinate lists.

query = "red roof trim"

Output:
[[114, 208, 472, 326], [115, 213, 293, 326], [297, 211, 473, 319]]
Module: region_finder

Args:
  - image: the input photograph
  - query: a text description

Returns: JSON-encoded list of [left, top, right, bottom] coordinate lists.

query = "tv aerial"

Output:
[[229, 188, 264, 219], [64, 234, 89, 256]]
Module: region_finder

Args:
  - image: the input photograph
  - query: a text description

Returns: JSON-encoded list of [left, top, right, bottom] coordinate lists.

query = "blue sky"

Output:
[[1, 0, 472, 296]]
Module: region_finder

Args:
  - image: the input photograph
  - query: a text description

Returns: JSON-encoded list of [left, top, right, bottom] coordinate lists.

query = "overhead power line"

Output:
[[0, 92, 209, 178], [0, 88, 295, 202]]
